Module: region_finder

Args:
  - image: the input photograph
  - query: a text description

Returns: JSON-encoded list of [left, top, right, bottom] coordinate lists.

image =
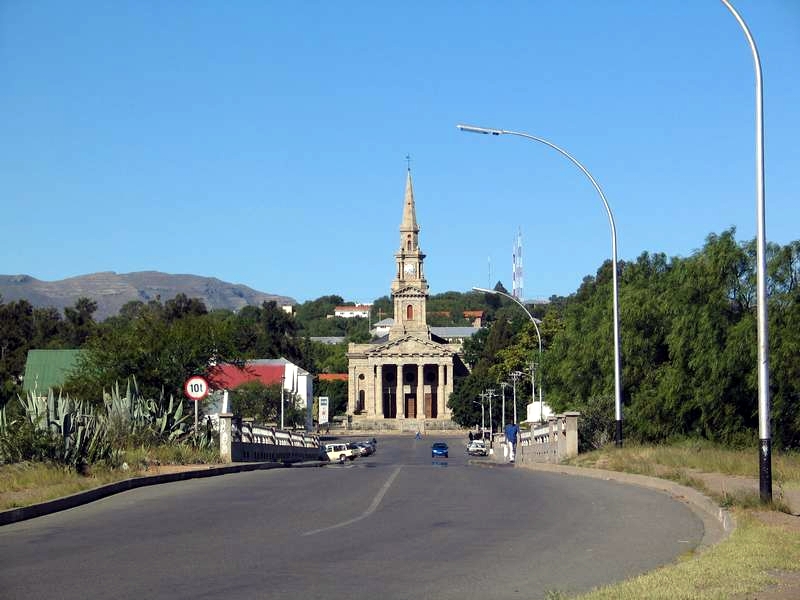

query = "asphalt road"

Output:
[[0, 435, 704, 599]]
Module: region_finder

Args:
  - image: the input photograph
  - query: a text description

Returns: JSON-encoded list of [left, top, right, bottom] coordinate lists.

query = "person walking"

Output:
[[504, 421, 520, 463]]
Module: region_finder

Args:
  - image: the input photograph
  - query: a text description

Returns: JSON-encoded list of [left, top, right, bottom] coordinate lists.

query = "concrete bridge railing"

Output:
[[493, 412, 580, 465], [218, 414, 321, 463]]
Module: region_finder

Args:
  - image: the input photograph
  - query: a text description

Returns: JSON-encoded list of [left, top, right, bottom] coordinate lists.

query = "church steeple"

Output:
[[390, 167, 428, 339], [400, 169, 419, 250]]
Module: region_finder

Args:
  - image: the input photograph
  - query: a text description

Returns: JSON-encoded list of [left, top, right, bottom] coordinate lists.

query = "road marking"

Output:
[[302, 466, 402, 536]]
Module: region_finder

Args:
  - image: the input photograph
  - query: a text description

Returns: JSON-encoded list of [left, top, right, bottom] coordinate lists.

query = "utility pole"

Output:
[[280, 374, 285, 430], [510, 370, 523, 425], [499, 381, 509, 429], [486, 388, 497, 448]]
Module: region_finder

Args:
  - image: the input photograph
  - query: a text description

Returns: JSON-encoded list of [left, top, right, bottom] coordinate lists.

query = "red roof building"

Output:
[[318, 373, 348, 382], [209, 363, 285, 389]]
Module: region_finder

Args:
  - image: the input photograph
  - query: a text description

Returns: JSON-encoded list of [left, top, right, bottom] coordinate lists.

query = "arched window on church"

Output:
[[407, 236, 412, 251], [358, 390, 365, 413], [406, 304, 413, 320]]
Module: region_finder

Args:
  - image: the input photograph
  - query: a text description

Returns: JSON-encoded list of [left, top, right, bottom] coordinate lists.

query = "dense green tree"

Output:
[[65, 301, 240, 403], [228, 381, 283, 422], [61, 297, 98, 347], [448, 313, 517, 429], [315, 378, 348, 417]]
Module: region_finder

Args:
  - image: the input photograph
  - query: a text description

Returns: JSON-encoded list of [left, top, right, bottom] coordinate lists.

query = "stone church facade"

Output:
[[346, 170, 467, 431]]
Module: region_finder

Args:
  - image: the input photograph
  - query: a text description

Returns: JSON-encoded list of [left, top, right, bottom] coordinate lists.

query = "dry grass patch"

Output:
[[0, 462, 135, 510], [0, 446, 221, 511], [561, 512, 800, 600]]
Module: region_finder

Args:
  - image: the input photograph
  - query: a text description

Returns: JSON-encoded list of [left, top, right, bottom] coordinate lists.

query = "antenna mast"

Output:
[[512, 228, 524, 300]]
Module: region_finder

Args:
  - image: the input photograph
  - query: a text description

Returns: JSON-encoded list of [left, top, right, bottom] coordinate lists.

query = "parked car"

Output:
[[324, 443, 356, 463], [355, 441, 374, 456], [431, 442, 449, 458], [467, 440, 488, 456]]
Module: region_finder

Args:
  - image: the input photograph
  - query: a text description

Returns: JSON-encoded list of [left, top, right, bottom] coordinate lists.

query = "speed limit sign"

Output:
[[184, 376, 210, 401]]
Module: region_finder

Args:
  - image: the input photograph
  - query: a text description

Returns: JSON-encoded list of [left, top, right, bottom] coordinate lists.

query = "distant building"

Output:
[[318, 373, 348, 382], [347, 170, 471, 429], [309, 336, 347, 345], [22, 349, 84, 397], [334, 305, 372, 319], [462, 310, 484, 327], [370, 318, 394, 338], [209, 358, 313, 430]]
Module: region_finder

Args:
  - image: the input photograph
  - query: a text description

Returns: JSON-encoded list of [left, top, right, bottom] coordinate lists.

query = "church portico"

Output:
[[346, 167, 467, 431]]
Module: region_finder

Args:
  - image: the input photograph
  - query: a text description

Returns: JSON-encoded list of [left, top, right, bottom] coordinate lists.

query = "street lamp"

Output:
[[721, 0, 771, 502], [463, 126, 623, 447], [280, 374, 285, 430], [474, 286, 544, 420], [499, 381, 509, 428], [510, 370, 523, 425], [485, 388, 496, 447]]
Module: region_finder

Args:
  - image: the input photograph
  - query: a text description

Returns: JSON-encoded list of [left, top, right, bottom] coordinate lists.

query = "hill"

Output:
[[0, 271, 295, 321]]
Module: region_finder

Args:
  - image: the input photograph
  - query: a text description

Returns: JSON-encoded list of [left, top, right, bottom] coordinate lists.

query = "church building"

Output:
[[346, 169, 467, 430]]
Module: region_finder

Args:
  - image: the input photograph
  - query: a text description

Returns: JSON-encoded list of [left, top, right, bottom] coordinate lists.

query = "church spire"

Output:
[[400, 168, 419, 237], [391, 164, 428, 339]]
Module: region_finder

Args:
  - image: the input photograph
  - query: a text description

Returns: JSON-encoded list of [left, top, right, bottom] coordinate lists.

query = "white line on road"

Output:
[[302, 465, 403, 536]]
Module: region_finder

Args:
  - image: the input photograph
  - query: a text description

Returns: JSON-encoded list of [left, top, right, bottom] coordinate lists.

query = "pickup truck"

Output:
[[324, 442, 357, 463]]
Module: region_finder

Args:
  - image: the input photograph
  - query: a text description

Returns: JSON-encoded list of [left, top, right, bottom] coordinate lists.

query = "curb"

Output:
[[0, 460, 325, 527], [514, 462, 735, 550]]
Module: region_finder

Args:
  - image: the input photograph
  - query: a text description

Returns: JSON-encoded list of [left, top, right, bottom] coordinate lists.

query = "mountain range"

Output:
[[0, 271, 295, 321]]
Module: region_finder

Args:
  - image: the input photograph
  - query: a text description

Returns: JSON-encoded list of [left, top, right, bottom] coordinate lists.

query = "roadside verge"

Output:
[[0, 461, 323, 527]]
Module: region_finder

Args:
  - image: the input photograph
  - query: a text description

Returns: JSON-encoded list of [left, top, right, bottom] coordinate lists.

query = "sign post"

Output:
[[184, 376, 210, 438], [319, 396, 329, 427]]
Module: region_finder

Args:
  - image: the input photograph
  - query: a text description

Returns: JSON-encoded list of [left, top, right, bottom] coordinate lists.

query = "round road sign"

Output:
[[184, 376, 210, 401]]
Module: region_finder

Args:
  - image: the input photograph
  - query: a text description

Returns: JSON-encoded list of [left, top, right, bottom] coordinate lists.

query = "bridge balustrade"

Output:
[[219, 414, 321, 463]]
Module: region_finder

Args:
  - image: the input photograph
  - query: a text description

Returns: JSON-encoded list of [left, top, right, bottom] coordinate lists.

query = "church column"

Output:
[[444, 364, 453, 416], [375, 364, 384, 418], [396, 364, 405, 418], [348, 365, 357, 414], [416, 363, 425, 419], [437, 363, 445, 418], [366, 366, 375, 418]]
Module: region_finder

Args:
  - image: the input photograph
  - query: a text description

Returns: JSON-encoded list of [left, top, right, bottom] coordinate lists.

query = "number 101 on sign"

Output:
[[184, 376, 209, 401]]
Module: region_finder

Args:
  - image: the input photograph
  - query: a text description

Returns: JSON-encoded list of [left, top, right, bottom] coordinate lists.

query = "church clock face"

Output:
[[404, 262, 416, 276]]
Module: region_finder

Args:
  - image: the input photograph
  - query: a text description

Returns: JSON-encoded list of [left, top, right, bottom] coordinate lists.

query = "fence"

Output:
[[218, 414, 321, 463], [492, 412, 580, 465]]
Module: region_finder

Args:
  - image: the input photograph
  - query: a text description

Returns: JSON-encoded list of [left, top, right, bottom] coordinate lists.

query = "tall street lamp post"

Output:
[[485, 389, 496, 447], [280, 375, 285, 430], [720, 0, 771, 502], [475, 286, 544, 419], [463, 127, 623, 447], [499, 381, 509, 428], [510, 370, 523, 425]]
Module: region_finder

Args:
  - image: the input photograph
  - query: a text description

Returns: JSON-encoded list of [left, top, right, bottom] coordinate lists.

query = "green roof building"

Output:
[[22, 349, 84, 395]]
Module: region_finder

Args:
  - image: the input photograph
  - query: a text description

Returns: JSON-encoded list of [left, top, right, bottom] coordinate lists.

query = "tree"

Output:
[[61, 297, 98, 347], [315, 378, 348, 417], [229, 381, 282, 422], [66, 301, 240, 403]]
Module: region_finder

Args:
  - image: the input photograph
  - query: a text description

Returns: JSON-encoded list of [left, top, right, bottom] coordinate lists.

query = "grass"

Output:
[[550, 513, 800, 600], [550, 442, 800, 599], [566, 441, 800, 508], [0, 445, 221, 511]]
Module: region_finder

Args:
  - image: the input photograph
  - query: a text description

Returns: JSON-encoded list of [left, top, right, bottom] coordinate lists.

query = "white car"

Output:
[[467, 440, 488, 456], [325, 443, 357, 463]]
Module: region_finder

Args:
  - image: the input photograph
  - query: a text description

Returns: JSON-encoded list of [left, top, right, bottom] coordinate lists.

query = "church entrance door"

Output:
[[405, 395, 416, 418]]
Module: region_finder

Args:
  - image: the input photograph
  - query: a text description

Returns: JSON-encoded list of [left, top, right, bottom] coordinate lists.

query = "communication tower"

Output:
[[512, 228, 524, 300]]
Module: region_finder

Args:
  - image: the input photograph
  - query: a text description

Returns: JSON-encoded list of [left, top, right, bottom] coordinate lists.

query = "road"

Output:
[[0, 435, 704, 599]]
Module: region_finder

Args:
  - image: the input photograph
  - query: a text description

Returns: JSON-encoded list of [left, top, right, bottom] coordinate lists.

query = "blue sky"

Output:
[[2, 1, 798, 304]]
